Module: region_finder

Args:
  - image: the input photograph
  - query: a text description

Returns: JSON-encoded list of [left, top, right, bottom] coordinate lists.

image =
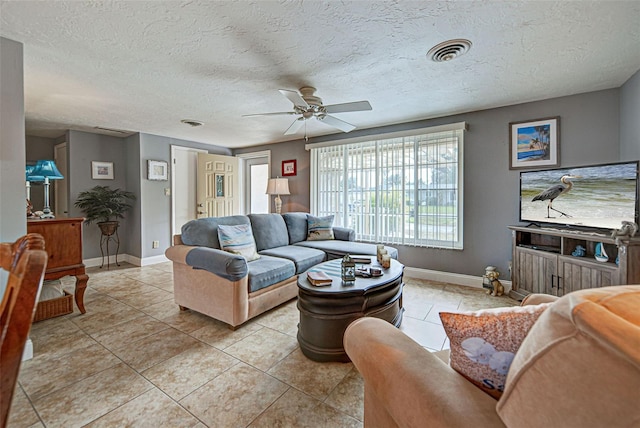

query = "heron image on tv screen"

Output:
[[532, 174, 581, 218], [520, 161, 639, 230]]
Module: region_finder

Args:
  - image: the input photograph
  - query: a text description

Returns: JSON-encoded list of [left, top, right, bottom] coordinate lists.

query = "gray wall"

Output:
[[0, 37, 26, 291], [620, 69, 640, 160], [136, 134, 231, 260], [234, 139, 311, 212], [237, 89, 622, 279], [67, 130, 129, 259]]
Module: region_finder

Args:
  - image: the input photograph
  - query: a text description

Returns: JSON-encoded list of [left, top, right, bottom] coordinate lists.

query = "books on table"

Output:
[[307, 271, 333, 286]]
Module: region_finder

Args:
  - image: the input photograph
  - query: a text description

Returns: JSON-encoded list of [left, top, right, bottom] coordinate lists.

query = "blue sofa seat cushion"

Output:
[[247, 255, 296, 292], [181, 215, 250, 248], [295, 240, 399, 260], [248, 214, 289, 251], [259, 245, 326, 274]]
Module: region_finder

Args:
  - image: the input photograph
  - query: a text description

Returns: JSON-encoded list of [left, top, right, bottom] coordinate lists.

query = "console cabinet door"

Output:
[[558, 256, 619, 296], [514, 247, 558, 296]]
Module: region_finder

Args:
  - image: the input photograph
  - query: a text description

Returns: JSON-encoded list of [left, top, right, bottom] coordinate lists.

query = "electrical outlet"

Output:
[[152, 240, 159, 249]]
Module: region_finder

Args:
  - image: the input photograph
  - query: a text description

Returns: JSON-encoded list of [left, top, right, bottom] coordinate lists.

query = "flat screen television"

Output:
[[519, 160, 639, 230]]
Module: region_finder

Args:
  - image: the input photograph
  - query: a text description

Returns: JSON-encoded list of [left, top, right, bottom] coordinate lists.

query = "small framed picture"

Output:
[[147, 160, 168, 181], [509, 117, 560, 169], [282, 159, 297, 177], [91, 161, 114, 180]]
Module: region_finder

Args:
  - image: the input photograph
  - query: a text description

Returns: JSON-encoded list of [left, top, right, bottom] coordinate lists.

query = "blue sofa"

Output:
[[165, 212, 398, 328]]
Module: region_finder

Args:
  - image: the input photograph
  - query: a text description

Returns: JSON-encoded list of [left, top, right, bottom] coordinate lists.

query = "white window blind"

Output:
[[309, 125, 464, 249]]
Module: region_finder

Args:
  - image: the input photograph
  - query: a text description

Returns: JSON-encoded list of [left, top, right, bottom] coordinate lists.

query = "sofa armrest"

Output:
[[521, 293, 559, 306], [333, 227, 355, 241], [344, 318, 504, 428], [166, 245, 248, 281]]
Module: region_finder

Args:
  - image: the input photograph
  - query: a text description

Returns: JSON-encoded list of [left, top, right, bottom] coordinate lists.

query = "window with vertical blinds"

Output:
[[308, 123, 465, 249]]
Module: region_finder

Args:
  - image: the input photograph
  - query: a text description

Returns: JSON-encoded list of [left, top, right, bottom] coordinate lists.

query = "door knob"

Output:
[[197, 203, 204, 207], [198, 211, 206, 215]]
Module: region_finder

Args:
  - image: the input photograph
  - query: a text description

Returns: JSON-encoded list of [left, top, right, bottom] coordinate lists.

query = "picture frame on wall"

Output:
[[509, 116, 560, 170], [147, 160, 168, 181], [91, 161, 114, 180], [282, 159, 297, 176]]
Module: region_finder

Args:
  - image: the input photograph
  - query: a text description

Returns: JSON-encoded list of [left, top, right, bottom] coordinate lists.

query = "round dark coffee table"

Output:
[[297, 255, 404, 362]]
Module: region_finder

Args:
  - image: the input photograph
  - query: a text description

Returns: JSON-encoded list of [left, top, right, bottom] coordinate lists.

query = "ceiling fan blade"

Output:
[[284, 117, 305, 135], [318, 114, 356, 133], [279, 89, 310, 109], [242, 111, 296, 117], [324, 100, 372, 114]]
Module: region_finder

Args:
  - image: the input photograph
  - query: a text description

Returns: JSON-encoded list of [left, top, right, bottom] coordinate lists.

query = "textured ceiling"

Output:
[[1, 1, 639, 148]]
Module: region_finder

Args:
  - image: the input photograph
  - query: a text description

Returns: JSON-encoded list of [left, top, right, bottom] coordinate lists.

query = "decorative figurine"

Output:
[[594, 243, 609, 263], [572, 245, 586, 257], [611, 221, 638, 246], [482, 266, 504, 297], [341, 254, 356, 285]]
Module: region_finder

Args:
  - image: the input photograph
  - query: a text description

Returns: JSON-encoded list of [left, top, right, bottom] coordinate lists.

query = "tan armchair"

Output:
[[344, 285, 640, 428]]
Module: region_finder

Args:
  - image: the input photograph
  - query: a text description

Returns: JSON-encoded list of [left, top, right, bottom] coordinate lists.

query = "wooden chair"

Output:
[[0, 234, 47, 427]]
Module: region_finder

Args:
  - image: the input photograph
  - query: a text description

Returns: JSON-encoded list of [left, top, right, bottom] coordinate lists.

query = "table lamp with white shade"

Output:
[[29, 160, 64, 219], [266, 177, 290, 214]]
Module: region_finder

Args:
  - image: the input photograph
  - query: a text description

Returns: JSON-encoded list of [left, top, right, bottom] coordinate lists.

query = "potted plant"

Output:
[[74, 185, 136, 236]]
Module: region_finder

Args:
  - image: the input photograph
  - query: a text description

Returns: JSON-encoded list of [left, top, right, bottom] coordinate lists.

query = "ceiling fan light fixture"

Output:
[[427, 39, 472, 62], [180, 119, 204, 127]]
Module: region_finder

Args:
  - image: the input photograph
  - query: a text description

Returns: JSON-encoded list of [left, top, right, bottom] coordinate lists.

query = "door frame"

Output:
[[170, 145, 207, 238], [236, 150, 271, 214]]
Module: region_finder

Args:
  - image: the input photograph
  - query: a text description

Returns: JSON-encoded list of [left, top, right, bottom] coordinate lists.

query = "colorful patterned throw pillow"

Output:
[[307, 215, 335, 241], [217, 224, 260, 261], [440, 303, 551, 399]]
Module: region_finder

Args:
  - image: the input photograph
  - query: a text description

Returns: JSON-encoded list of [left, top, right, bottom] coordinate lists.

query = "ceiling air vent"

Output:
[[427, 39, 472, 62], [181, 119, 204, 127]]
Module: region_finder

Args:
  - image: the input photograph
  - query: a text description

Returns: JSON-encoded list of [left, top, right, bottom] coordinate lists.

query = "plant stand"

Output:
[[98, 221, 120, 269]]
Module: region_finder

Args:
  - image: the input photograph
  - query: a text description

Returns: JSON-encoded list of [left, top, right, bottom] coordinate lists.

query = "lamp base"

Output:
[[274, 195, 283, 214], [40, 212, 55, 219]]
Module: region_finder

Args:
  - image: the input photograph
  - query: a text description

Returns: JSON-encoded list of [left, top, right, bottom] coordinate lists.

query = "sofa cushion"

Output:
[[181, 215, 250, 248], [307, 215, 335, 241], [282, 212, 309, 244], [295, 240, 399, 260], [247, 255, 296, 292], [259, 245, 326, 274], [496, 285, 640, 427], [248, 213, 290, 251], [217, 224, 260, 261], [440, 303, 551, 399]]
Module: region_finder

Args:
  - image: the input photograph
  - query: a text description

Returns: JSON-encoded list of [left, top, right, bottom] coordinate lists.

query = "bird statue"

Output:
[[532, 175, 580, 218]]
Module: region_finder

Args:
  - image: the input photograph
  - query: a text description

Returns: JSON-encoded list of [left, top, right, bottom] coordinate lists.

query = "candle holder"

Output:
[[341, 254, 356, 285]]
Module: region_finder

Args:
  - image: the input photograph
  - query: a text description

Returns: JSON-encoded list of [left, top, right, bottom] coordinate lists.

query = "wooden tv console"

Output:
[[509, 225, 640, 300]]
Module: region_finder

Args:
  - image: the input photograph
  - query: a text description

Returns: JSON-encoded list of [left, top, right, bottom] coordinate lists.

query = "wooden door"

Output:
[[514, 247, 558, 295], [558, 256, 618, 296], [197, 153, 239, 218]]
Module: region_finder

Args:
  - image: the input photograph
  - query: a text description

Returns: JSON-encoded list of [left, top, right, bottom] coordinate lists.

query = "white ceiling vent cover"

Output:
[[427, 39, 472, 62]]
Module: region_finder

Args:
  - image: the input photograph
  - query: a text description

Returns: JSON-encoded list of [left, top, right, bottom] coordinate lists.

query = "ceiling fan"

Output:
[[244, 87, 372, 135]]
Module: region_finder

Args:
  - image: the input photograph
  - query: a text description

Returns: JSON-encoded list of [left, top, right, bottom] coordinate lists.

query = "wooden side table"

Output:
[[27, 217, 88, 314]]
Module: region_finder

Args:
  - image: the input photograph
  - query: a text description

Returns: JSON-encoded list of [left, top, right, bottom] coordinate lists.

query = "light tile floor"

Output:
[[9, 262, 517, 427]]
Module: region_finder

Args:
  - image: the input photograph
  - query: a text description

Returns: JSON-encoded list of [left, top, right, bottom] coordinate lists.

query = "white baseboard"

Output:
[[23, 338, 33, 361], [404, 267, 512, 294], [83, 253, 168, 268], [132, 254, 169, 266]]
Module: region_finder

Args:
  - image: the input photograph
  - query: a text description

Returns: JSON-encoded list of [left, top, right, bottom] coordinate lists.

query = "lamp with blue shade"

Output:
[[29, 160, 63, 219]]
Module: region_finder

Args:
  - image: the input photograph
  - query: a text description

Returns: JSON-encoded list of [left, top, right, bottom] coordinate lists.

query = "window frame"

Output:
[[307, 122, 465, 249]]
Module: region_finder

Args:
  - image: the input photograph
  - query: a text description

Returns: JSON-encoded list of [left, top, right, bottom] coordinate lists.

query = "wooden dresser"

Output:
[[27, 217, 88, 314]]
